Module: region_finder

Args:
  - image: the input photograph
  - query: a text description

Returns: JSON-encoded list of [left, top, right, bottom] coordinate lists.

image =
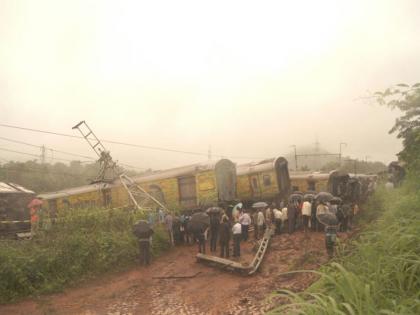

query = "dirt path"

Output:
[[0, 230, 347, 315]]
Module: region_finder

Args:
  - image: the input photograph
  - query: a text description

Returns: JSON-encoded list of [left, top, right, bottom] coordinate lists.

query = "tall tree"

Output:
[[374, 83, 420, 174]]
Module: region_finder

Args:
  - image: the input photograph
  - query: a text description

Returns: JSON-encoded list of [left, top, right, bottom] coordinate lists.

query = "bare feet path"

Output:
[[0, 231, 345, 315]]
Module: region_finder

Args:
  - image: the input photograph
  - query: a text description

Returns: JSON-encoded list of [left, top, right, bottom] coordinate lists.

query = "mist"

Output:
[[1, 0, 419, 170]]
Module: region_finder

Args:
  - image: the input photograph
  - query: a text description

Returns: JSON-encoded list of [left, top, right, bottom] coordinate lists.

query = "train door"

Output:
[[149, 184, 166, 205], [215, 159, 237, 202], [307, 180, 316, 191], [249, 175, 261, 199], [274, 157, 291, 199], [178, 176, 197, 208], [102, 189, 112, 207]]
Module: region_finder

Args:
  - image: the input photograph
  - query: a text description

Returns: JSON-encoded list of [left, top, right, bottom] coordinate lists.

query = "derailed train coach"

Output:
[[289, 172, 330, 193], [236, 157, 290, 206], [38, 159, 237, 213], [0, 182, 35, 235], [328, 170, 377, 203], [132, 159, 236, 210]]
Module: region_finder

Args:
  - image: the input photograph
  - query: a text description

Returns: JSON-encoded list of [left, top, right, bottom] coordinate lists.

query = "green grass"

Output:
[[270, 180, 420, 315], [0, 207, 170, 303]]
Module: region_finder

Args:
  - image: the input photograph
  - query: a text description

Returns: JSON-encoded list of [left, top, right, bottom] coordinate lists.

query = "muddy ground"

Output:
[[0, 230, 350, 315]]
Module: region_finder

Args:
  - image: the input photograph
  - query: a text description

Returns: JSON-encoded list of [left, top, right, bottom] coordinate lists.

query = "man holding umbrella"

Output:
[[188, 211, 210, 254], [133, 220, 154, 266]]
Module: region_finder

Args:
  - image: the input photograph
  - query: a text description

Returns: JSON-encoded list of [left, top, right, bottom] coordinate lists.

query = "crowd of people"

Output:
[[134, 194, 361, 265]]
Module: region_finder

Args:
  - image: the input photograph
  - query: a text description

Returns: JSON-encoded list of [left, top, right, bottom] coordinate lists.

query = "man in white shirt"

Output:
[[256, 209, 265, 239], [301, 200, 312, 233], [232, 222, 242, 257], [273, 205, 282, 234], [316, 202, 329, 231], [239, 211, 251, 241]]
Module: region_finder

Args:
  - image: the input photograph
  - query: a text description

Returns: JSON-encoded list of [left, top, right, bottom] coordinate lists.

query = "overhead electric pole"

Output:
[[339, 142, 347, 166], [40, 145, 46, 164]]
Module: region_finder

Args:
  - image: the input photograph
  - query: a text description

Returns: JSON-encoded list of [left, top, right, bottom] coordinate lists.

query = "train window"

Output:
[[263, 175, 271, 186], [307, 181, 316, 191], [252, 178, 258, 190]]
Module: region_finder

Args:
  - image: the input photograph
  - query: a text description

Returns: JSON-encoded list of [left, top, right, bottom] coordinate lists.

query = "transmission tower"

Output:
[[72, 121, 169, 213]]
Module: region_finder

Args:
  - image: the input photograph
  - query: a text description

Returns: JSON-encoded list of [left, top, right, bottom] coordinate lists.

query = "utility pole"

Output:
[[40, 145, 46, 164], [339, 142, 347, 166], [291, 145, 298, 171]]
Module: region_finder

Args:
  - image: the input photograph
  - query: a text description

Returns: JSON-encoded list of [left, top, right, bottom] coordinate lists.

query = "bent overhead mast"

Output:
[[72, 120, 168, 212]]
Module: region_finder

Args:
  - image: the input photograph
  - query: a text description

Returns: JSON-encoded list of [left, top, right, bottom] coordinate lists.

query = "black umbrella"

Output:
[[317, 213, 339, 226], [252, 201, 268, 209], [291, 191, 304, 195], [188, 212, 210, 232], [289, 193, 303, 203], [315, 192, 334, 203], [133, 220, 153, 238], [303, 193, 315, 202], [206, 206, 223, 214], [330, 197, 343, 205]]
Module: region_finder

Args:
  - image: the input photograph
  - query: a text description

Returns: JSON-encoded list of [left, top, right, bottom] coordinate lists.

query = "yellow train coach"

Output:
[[289, 171, 331, 193], [38, 159, 237, 213], [236, 157, 290, 205]]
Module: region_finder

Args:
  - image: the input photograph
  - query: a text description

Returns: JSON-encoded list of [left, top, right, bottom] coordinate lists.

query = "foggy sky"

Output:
[[1, 0, 420, 170]]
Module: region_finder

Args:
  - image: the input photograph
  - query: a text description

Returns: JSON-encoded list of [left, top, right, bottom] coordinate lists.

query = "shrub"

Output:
[[270, 180, 420, 314], [0, 207, 169, 303]]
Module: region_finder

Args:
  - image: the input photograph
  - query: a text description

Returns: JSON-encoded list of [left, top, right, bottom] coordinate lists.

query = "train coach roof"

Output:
[[0, 182, 35, 194], [133, 159, 232, 183], [289, 172, 331, 180], [37, 182, 114, 200], [236, 157, 285, 176]]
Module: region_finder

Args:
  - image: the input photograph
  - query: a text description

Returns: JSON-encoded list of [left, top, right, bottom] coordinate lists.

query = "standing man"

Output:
[[219, 216, 231, 258], [209, 213, 220, 252], [288, 201, 298, 234], [265, 205, 273, 228], [316, 201, 329, 231], [239, 210, 251, 241], [164, 212, 174, 246], [311, 200, 317, 231], [194, 226, 207, 254], [257, 209, 265, 239], [232, 221, 242, 257], [133, 221, 154, 266], [252, 210, 259, 239], [273, 205, 282, 234], [158, 208, 165, 223], [301, 199, 312, 234]]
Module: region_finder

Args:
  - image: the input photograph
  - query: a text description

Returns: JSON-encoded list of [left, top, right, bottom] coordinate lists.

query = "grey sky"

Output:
[[1, 0, 419, 170]]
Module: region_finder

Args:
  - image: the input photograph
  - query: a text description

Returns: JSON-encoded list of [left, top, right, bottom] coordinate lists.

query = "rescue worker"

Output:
[[219, 216, 231, 258], [30, 205, 40, 236], [232, 221, 242, 257]]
